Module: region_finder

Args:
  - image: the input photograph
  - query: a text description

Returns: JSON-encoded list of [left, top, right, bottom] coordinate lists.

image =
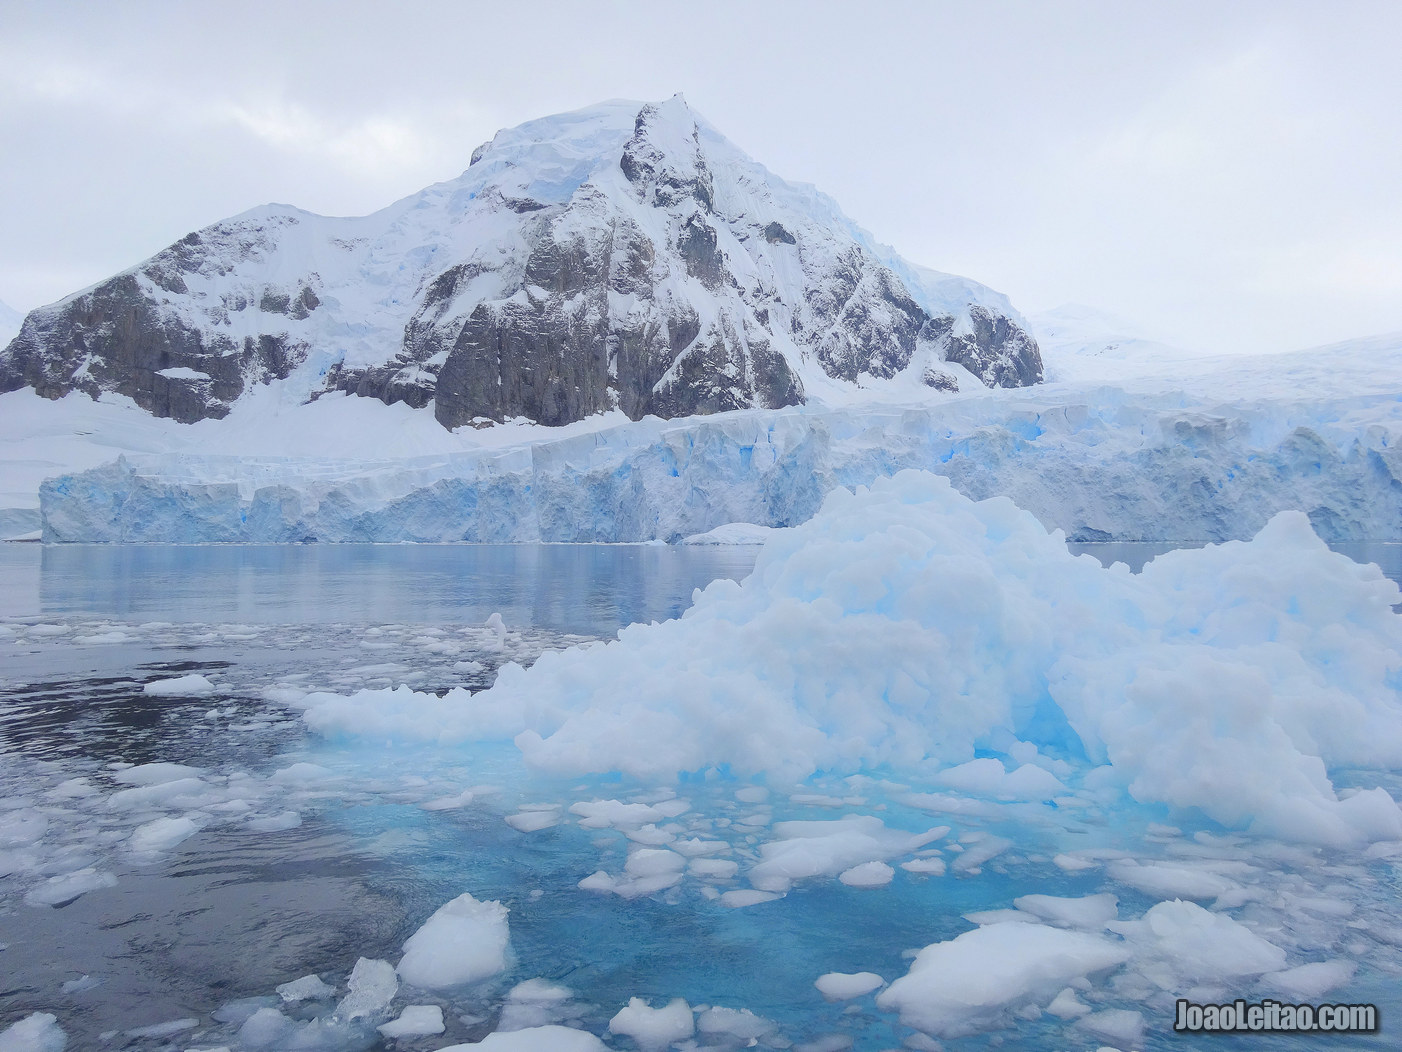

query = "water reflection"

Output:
[[0, 544, 762, 631]]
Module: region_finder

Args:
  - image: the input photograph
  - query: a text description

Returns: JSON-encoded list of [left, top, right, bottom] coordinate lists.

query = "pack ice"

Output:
[[294, 468, 1402, 848]]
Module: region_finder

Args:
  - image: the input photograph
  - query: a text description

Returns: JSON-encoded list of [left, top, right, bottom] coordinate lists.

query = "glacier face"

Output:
[[40, 381, 1402, 544], [0, 96, 1040, 428]]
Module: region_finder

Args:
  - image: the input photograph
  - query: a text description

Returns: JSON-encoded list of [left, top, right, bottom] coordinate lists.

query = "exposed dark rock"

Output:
[[923, 306, 1044, 388], [763, 222, 796, 245], [922, 367, 959, 391]]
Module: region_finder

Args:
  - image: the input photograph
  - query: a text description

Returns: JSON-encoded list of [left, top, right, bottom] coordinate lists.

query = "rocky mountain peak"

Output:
[[1, 98, 1042, 428]]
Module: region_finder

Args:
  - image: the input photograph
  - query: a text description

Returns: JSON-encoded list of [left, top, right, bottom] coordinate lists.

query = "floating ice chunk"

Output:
[[485, 612, 507, 647], [377, 1005, 445, 1037], [1013, 893, 1118, 929], [421, 789, 475, 811], [1053, 853, 1101, 872], [696, 1005, 776, 1040], [1260, 959, 1357, 998], [1107, 861, 1239, 901], [1045, 986, 1091, 1018], [1076, 1008, 1144, 1045], [334, 958, 398, 1020], [143, 674, 215, 696], [508, 979, 572, 1003], [688, 857, 738, 880], [0, 809, 47, 847], [112, 762, 204, 786], [625, 848, 686, 878], [24, 867, 117, 907], [73, 630, 131, 645], [900, 857, 947, 876], [876, 922, 1130, 1038], [815, 971, 884, 1000], [0, 1012, 66, 1052], [951, 834, 1013, 874], [839, 861, 894, 887], [499, 979, 575, 1030], [569, 799, 667, 829], [609, 997, 694, 1050], [505, 807, 561, 832], [124, 1017, 197, 1038], [681, 522, 781, 545], [107, 777, 214, 811], [1111, 899, 1286, 982], [46, 778, 97, 800], [441, 1025, 608, 1051], [60, 975, 100, 994], [269, 762, 333, 784], [127, 815, 201, 856], [397, 893, 510, 989], [276, 974, 335, 1002], [238, 1007, 294, 1049], [579, 864, 683, 900], [624, 824, 675, 846], [720, 889, 780, 908], [750, 816, 942, 893]]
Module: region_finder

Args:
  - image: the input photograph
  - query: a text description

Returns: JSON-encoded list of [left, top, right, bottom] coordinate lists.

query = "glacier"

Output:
[[39, 375, 1402, 544]]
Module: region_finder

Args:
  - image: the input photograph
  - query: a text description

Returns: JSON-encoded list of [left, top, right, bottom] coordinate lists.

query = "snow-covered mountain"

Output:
[[0, 96, 1041, 427]]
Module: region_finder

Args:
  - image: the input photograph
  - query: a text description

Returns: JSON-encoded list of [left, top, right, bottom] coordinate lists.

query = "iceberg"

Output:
[[292, 469, 1402, 848]]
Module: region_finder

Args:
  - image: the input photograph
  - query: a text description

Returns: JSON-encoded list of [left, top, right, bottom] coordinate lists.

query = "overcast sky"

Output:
[[2, 0, 1399, 355]]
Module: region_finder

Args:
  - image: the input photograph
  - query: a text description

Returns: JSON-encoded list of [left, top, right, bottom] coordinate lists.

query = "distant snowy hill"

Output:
[[0, 96, 1041, 428], [1028, 303, 1205, 383], [0, 299, 21, 347]]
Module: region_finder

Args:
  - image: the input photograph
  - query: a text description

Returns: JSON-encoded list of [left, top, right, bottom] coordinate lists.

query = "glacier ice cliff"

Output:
[[40, 383, 1402, 543]]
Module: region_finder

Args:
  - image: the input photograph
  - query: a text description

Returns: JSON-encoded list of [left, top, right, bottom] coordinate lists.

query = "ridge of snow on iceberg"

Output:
[[292, 470, 1402, 846]]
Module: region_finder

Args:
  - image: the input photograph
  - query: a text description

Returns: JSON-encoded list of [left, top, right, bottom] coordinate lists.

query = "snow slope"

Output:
[[1029, 303, 1199, 384]]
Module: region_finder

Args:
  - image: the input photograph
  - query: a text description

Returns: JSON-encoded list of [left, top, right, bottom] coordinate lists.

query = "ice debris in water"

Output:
[[293, 469, 1402, 847], [142, 673, 215, 696], [333, 957, 397, 1021], [815, 971, 885, 1000], [396, 892, 510, 989], [0, 1012, 67, 1052], [275, 974, 335, 1003], [876, 921, 1130, 1038], [443, 1025, 608, 1051], [608, 997, 694, 1050], [377, 1004, 445, 1037]]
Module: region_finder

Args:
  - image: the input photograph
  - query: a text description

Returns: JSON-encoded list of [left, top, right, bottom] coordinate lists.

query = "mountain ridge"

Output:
[[1, 96, 1042, 427]]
